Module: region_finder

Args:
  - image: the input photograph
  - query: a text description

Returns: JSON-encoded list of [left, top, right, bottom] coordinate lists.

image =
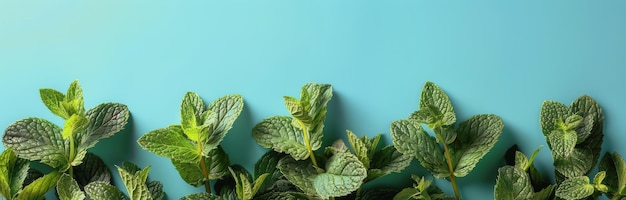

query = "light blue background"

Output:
[[2, 1, 626, 199]]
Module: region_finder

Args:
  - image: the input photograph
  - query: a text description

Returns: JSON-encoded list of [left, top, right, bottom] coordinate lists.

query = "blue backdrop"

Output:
[[2, 1, 625, 199]]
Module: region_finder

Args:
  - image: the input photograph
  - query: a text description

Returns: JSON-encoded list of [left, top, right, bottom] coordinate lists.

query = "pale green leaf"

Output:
[[514, 151, 529, 171], [452, 114, 504, 177], [62, 114, 89, 140], [64, 80, 85, 117], [84, 181, 126, 200], [540, 101, 569, 137], [313, 152, 367, 199], [346, 130, 370, 169], [277, 156, 318, 195], [16, 171, 61, 200], [556, 176, 595, 200], [554, 148, 595, 179], [205, 94, 244, 148], [117, 165, 151, 200], [494, 166, 534, 200], [390, 119, 449, 178], [594, 171, 606, 185], [181, 92, 204, 142], [253, 116, 312, 160], [300, 83, 332, 147], [368, 146, 412, 182], [414, 82, 456, 127], [284, 96, 310, 124], [39, 88, 68, 119], [137, 125, 198, 163], [57, 174, 85, 200], [0, 148, 29, 200], [180, 193, 225, 200], [3, 118, 68, 169], [76, 103, 130, 161], [172, 145, 230, 186]]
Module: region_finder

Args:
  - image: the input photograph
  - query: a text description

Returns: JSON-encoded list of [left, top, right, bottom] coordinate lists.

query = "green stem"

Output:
[[436, 127, 461, 200], [298, 120, 318, 167], [198, 142, 211, 193], [69, 135, 75, 177]]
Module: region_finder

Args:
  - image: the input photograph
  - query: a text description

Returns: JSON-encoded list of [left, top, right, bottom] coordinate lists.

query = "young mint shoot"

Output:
[[391, 82, 504, 200], [138, 92, 243, 194]]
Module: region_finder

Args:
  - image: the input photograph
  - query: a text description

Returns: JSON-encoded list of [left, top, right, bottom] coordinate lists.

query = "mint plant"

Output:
[[137, 92, 243, 195], [0, 148, 61, 200], [1, 80, 130, 198], [391, 82, 504, 200]]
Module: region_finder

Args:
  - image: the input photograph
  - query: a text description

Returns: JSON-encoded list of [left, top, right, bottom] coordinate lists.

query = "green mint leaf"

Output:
[[3, 118, 68, 169], [16, 171, 61, 200], [73, 153, 112, 189], [357, 189, 399, 200], [532, 185, 555, 200], [313, 152, 367, 199], [0, 148, 30, 199], [180, 193, 225, 200], [368, 146, 412, 182], [547, 128, 577, 159], [172, 145, 230, 186], [393, 188, 419, 200], [22, 169, 43, 188], [146, 181, 164, 200], [390, 119, 449, 178], [180, 92, 204, 142], [346, 130, 371, 169], [84, 181, 126, 200], [284, 96, 310, 124], [555, 176, 595, 200], [62, 114, 89, 140], [599, 152, 626, 197], [594, 171, 606, 185], [64, 80, 85, 117], [204, 94, 244, 154], [57, 174, 86, 200], [277, 156, 318, 196], [570, 95, 602, 142], [117, 165, 151, 200], [540, 101, 569, 137], [120, 162, 142, 174], [76, 103, 130, 161], [413, 82, 456, 128], [253, 116, 313, 160], [452, 114, 504, 177], [40, 88, 69, 119], [253, 151, 286, 193], [514, 151, 529, 171], [554, 148, 594, 179], [494, 166, 534, 200], [300, 83, 332, 144], [252, 173, 269, 198], [137, 125, 198, 163]]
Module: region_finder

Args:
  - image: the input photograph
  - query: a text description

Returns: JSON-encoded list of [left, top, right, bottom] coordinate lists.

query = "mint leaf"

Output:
[[0, 148, 29, 199], [314, 152, 367, 199], [540, 101, 569, 137], [181, 92, 204, 142], [390, 119, 448, 178], [40, 89, 68, 119], [554, 148, 594, 179], [494, 166, 534, 200], [284, 96, 310, 124], [137, 125, 198, 163], [393, 188, 419, 200], [555, 176, 595, 200], [117, 165, 151, 200], [3, 118, 68, 169], [77, 103, 130, 156], [73, 153, 112, 189], [411, 82, 456, 127], [277, 157, 318, 196], [62, 114, 89, 140], [84, 181, 126, 200], [146, 181, 164, 200], [533, 185, 555, 200], [547, 128, 577, 159], [368, 146, 412, 182], [452, 114, 503, 177], [204, 94, 244, 154], [16, 171, 61, 200], [346, 130, 371, 169], [64, 80, 85, 117], [599, 152, 626, 198], [172, 146, 230, 186], [57, 174, 86, 200], [253, 151, 286, 193], [180, 193, 225, 200], [253, 116, 312, 160]]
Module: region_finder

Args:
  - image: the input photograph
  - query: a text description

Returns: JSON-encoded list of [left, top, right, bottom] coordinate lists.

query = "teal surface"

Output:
[[1, 1, 626, 199]]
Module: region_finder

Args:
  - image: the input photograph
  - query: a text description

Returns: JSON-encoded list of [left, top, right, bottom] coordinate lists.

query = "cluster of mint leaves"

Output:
[[3, 80, 626, 200], [1, 80, 164, 200]]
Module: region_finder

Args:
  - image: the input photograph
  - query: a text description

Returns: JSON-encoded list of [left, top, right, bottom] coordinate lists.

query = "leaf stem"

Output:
[[68, 135, 75, 177], [436, 127, 460, 200], [298, 119, 318, 167], [198, 142, 211, 193]]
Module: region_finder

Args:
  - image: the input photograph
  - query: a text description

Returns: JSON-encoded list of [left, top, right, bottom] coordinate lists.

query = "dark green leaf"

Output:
[[452, 114, 503, 177], [554, 148, 594, 179], [390, 119, 448, 178], [137, 125, 198, 163], [367, 146, 412, 182], [532, 185, 555, 200], [358, 189, 399, 200], [555, 176, 594, 200], [277, 156, 318, 195], [0, 148, 29, 199], [253, 116, 312, 160], [205, 94, 244, 150], [180, 193, 226, 200], [172, 145, 230, 186], [147, 181, 164, 200], [254, 151, 286, 193], [77, 103, 129, 157], [73, 153, 112, 189], [16, 171, 61, 200], [3, 118, 68, 169], [540, 101, 568, 137], [494, 166, 534, 200], [393, 188, 419, 200]]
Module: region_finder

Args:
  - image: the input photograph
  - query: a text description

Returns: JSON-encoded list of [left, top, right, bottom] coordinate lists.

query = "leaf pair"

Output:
[[2, 80, 130, 172], [253, 83, 332, 162], [138, 92, 243, 187], [540, 95, 603, 179], [0, 148, 61, 200], [345, 130, 412, 183], [494, 147, 554, 200], [391, 82, 504, 178], [57, 162, 163, 200]]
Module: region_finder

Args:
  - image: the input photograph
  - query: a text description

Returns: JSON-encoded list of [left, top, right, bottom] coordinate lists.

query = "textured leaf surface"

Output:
[[180, 193, 225, 200], [554, 148, 594, 178], [146, 181, 164, 200], [540, 101, 568, 137], [172, 146, 230, 186], [452, 114, 503, 177], [253, 116, 312, 160], [40, 88, 69, 119], [16, 171, 60, 200], [556, 176, 594, 200], [533, 185, 555, 200], [84, 181, 126, 200], [117, 165, 151, 200], [73, 153, 112, 189], [277, 156, 318, 195], [313, 152, 367, 199], [3, 118, 68, 169], [0, 148, 29, 199], [300, 83, 332, 138], [57, 174, 86, 200], [205, 94, 244, 149], [368, 146, 412, 182], [391, 119, 448, 178], [180, 92, 204, 142], [138, 125, 198, 163], [253, 151, 285, 193], [413, 82, 456, 127], [494, 166, 534, 200], [346, 130, 371, 169], [78, 103, 129, 152]]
